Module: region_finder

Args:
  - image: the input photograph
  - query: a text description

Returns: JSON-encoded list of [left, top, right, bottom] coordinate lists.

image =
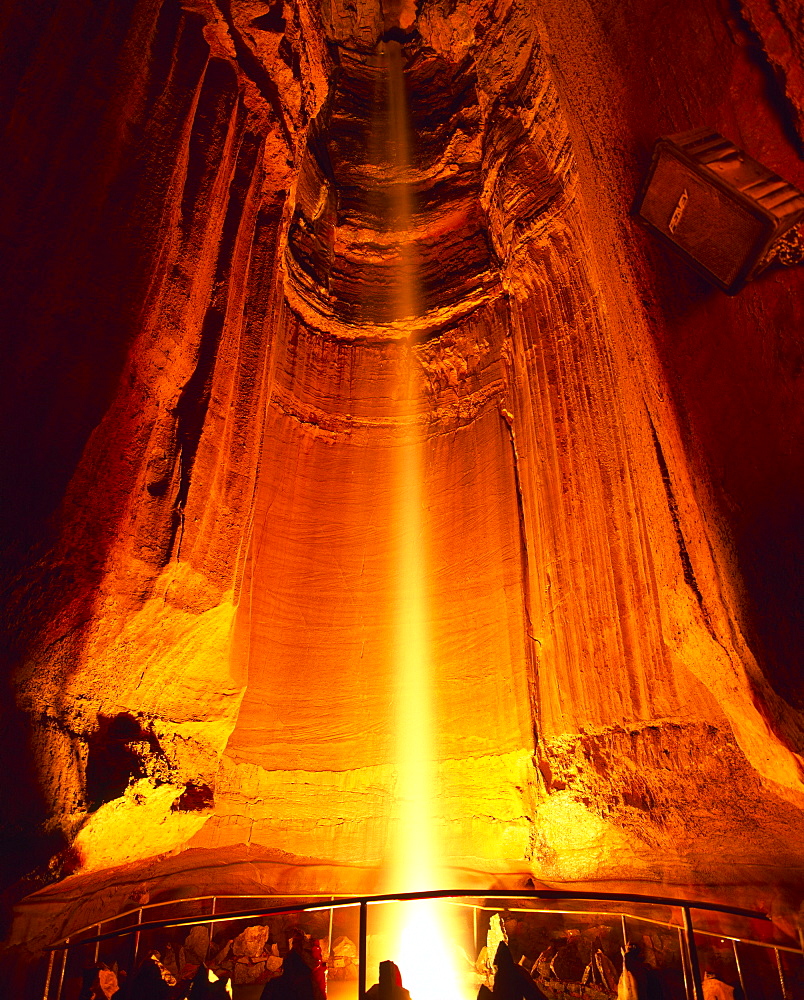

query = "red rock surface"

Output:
[[1, 0, 803, 978]]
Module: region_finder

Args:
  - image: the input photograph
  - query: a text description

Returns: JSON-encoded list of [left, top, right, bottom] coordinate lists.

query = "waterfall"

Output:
[[379, 38, 467, 1000]]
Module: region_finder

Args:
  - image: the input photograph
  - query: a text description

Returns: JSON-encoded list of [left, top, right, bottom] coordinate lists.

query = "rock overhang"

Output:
[[285, 39, 500, 336]]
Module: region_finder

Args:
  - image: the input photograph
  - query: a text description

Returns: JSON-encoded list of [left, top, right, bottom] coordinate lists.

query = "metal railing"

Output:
[[41, 888, 803, 1000]]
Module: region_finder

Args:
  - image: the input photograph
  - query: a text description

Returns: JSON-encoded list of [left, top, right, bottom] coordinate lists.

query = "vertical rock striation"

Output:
[[1, 0, 804, 958], [1, 0, 293, 889]]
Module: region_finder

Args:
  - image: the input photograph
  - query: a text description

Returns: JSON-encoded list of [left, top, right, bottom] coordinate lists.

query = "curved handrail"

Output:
[[45, 887, 769, 950], [49, 892, 358, 947]]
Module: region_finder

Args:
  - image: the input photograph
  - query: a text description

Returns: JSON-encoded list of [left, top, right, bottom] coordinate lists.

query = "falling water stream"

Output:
[[384, 36, 431, 896], [376, 39, 467, 1000]]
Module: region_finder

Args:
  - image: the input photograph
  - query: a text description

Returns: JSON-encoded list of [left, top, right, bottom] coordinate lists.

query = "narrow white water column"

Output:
[[384, 36, 433, 896], [380, 38, 467, 1000]]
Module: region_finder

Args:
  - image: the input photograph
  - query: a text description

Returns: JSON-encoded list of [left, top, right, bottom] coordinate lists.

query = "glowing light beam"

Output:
[[376, 37, 469, 1000]]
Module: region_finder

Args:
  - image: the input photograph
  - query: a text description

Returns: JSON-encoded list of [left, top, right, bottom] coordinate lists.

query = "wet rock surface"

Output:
[[1, 0, 804, 976], [285, 43, 496, 326]]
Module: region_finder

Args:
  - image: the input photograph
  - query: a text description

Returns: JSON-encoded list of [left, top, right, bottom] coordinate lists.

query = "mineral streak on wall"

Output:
[[2, 0, 804, 960]]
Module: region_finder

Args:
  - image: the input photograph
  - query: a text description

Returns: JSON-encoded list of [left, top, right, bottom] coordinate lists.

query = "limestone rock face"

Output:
[[284, 43, 495, 326], [1, 0, 804, 955]]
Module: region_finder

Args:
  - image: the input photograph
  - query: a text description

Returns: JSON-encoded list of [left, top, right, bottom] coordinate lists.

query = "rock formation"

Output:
[[1, 0, 803, 978]]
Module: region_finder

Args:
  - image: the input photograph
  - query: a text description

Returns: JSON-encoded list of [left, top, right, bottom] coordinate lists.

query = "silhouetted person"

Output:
[[366, 960, 411, 1000], [78, 965, 102, 1000], [619, 944, 663, 1000], [109, 969, 128, 1000], [125, 955, 172, 1000], [260, 947, 316, 1000], [186, 965, 231, 999], [309, 938, 327, 1000], [483, 942, 548, 1000]]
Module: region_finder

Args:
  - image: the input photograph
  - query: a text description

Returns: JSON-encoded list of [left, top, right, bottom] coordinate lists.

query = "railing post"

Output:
[[133, 908, 142, 967], [207, 897, 217, 961], [94, 923, 101, 964], [621, 915, 628, 947], [682, 907, 703, 1000], [42, 948, 55, 1000], [775, 948, 787, 1000], [358, 901, 368, 1000], [732, 940, 747, 1000], [678, 926, 693, 1000], [55, 940, 68, 1000]]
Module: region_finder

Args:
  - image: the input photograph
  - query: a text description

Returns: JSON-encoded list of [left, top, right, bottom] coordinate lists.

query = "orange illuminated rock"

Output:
[[1, 0, 804, 972]]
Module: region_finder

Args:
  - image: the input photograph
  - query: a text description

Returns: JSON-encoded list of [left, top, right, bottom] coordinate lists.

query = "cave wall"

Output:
[[537, 0, 804, 733], [2, 0, 804, 961], [1, 0, 296, 894], [528, 0, 804, 885]]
